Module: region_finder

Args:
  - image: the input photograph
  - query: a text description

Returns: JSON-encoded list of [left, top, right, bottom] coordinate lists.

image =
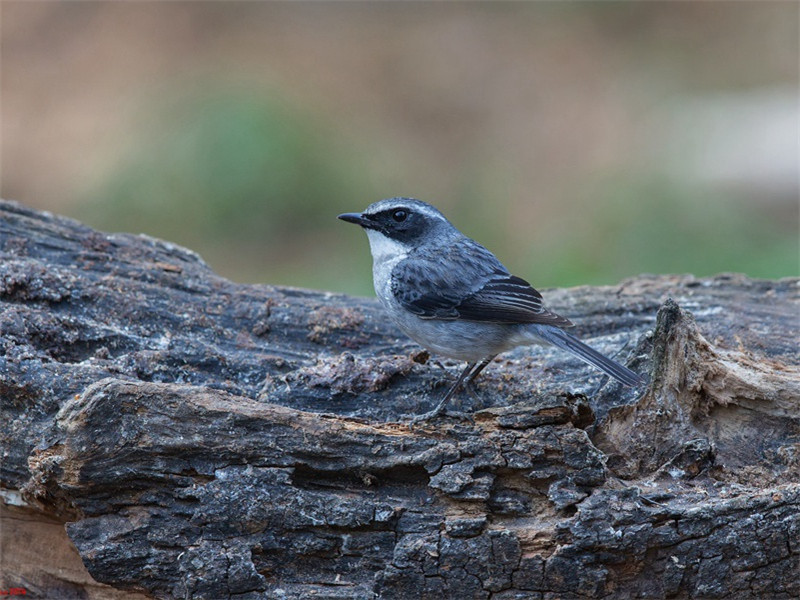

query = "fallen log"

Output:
[[1, 199, 798, 598]]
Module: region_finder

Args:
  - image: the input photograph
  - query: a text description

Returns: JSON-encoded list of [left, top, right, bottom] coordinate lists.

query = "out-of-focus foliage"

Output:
[[82, 86, 798, 290], [525, 178, 799, 287], [79, 89, 381, 292], [4, 2, 797, 293]]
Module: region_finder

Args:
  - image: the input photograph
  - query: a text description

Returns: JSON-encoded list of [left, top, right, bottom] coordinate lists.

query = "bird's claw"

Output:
[[407, 407, 474, 429]]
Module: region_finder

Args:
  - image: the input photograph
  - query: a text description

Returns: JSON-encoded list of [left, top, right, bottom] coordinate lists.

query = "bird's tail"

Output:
[[527, 324, 642, 387]]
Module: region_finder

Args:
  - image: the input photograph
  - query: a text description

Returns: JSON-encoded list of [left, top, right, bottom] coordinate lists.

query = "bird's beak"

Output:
[[337, 212, 369, 227]]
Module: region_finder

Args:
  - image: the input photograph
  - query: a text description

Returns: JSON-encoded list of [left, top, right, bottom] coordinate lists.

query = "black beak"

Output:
[[337, 212, 369, 227]]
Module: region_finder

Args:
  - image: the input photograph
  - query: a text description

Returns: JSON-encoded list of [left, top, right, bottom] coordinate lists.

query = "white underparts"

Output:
[[364, 229, 409, 303], [364, 229, 409, 265]]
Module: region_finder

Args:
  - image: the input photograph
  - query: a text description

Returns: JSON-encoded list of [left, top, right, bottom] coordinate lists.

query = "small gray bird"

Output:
[[339, 197, 641, 422]]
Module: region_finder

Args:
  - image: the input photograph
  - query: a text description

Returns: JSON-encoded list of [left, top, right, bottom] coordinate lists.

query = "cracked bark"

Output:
[[1, 199, 798, 599]]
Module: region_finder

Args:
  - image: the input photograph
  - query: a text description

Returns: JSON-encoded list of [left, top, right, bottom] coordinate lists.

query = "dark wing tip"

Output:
[[455, 274, 575, 326]]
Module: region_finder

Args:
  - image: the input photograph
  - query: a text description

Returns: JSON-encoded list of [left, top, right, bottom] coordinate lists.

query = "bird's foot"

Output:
[[407, 406, 474, 428], [407, 405, 445, 428], [442, 409, 475, 424]]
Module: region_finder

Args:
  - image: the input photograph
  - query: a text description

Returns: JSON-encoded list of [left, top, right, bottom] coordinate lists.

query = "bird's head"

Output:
[[338, 197, 454, 261]]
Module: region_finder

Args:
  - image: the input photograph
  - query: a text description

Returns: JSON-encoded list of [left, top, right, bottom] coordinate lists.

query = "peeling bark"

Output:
[[1, 199, 798, 599]]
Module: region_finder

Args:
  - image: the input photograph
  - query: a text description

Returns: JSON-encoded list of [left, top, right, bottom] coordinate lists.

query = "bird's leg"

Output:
[[409, 361, 476, 424], [466, 354, 497, 385], [462, 354, 497, 400]]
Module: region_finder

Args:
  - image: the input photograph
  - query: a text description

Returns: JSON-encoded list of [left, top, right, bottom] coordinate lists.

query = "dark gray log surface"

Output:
[[1, 199, 798, 599]]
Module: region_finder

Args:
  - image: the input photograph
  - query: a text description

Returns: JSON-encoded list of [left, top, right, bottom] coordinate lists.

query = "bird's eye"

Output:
[[392, 209, 408, 222]]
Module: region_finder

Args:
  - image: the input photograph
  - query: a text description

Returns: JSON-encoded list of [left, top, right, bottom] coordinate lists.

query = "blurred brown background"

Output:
[[2, 2, 798, 295]]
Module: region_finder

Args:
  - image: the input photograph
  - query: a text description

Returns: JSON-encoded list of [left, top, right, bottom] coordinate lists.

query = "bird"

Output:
[[338, 197, 642, 422]]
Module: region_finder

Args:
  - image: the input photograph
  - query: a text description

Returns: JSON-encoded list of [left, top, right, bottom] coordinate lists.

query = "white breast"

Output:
[[365, 229, 409, 305]]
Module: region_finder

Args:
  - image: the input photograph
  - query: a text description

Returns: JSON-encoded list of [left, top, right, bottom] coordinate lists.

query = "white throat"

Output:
[[365, 229, 409, 266], [365, 229, 409, 302]]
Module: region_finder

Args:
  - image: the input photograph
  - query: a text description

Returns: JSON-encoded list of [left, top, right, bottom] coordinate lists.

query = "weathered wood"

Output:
[[1, 199, 798, 599]]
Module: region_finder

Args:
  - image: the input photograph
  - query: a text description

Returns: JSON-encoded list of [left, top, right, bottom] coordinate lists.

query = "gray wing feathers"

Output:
[[456, 274, 573, 326], [392, 238, 573, 327]]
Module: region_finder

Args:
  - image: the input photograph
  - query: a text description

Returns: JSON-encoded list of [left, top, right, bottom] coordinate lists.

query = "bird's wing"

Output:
[[391, 238, 574, 327], [455, 273, 574, 326]]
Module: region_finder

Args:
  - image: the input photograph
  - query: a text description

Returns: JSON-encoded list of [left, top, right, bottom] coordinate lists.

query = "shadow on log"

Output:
[[1, 199, 798, 599]]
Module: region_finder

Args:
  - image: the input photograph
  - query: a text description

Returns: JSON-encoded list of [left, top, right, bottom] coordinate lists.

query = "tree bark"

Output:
[[1, 199, 798, 599]]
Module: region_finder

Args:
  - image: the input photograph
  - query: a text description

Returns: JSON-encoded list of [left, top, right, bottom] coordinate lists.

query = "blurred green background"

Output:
[[3, 2, 798, 295]]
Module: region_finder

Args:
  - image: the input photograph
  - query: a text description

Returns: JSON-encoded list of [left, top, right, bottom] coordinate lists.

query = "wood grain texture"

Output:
[[1, 200, 798, 599]]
